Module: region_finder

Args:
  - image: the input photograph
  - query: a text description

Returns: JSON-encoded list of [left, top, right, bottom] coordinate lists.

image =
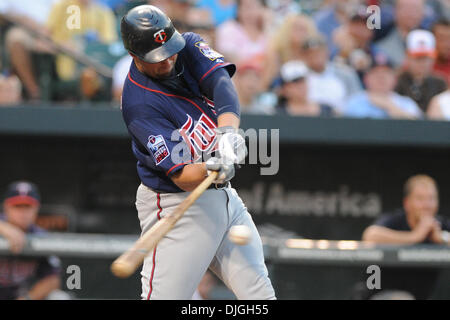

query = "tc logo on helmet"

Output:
[[154, 29, 167, 44]]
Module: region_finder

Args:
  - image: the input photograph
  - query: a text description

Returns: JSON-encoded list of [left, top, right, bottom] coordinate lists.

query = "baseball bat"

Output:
[[111, 171, 219, 278]]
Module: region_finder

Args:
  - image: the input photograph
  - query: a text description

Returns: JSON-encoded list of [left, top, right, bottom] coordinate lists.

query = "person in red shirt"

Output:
[[432, 18, 450, 85]]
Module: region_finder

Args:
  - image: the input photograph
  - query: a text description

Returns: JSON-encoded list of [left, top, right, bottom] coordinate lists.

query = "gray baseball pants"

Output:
[[136, 183, 276, 300]]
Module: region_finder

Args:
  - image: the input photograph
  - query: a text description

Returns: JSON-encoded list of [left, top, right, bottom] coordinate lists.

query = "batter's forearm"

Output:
[[217, 112, 240, 129], [171, 163, 208, 192], [200, 68, 241, 121]]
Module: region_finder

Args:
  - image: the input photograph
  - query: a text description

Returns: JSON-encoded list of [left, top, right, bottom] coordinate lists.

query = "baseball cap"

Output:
[[280, 60, 309, 83], [3, 181, 41, 206], [406, 30, 437, 58], [369, 52, 394, 70]]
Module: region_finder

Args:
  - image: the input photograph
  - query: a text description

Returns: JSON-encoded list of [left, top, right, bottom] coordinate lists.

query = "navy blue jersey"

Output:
[[0, 215, 62, 300], [121, 32, 235, 193], [374, 209, 450, 244]]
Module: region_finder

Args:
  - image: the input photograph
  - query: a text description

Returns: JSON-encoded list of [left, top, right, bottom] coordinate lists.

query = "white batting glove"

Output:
[[206, 157, 235, 184], [215, 127, 247, 164]]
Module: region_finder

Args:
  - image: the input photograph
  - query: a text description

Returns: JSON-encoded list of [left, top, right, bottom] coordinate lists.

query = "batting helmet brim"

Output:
[[139, 30, 186, 64]]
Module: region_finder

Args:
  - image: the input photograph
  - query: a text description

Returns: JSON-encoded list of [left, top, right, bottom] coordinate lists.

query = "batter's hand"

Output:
[[215, 127, 247, 164], [206, 157, 235, 184]]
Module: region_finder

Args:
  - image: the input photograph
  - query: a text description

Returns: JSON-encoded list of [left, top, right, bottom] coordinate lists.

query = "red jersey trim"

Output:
[[147, 193, 163, 300], [199, 63, 226, 83], [127, 73, 217, 126], [166, 162, 191, 176]]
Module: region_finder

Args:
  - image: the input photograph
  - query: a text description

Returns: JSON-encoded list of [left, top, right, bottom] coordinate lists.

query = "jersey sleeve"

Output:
[[35, 255, 62, 280], [438, 216, 450, 232], [128, 114, 192, 176], [372, 211, 408, 230], [181, 32, 236, 84]]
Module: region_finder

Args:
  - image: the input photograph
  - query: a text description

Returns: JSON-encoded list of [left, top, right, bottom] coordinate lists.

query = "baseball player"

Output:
[[0, 181, 62, 300], [120, 5, 276, 300]]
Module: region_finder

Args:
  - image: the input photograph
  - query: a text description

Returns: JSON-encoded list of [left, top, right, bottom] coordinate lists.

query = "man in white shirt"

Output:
[[302, 35, 362, 111]]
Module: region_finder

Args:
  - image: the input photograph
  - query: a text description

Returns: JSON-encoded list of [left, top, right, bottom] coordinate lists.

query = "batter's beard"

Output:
[[157, 64, 184, 80]]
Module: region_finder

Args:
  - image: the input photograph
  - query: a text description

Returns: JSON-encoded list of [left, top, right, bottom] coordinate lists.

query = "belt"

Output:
[[145, 182, 230, 194], [208, 182, 230, 190]]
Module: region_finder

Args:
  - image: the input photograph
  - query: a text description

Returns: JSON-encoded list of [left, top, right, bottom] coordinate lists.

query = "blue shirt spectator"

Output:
[[342, 53, 423, 119], [196, 0, 237, 26], [96, 0, 126, 11], [343, 91, 422, 119], [313, 2, 343, 56], [314, 2, 394, 58]]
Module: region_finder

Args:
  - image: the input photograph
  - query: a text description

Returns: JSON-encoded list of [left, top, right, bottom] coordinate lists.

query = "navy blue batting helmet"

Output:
[[121, 5, 186, 63]]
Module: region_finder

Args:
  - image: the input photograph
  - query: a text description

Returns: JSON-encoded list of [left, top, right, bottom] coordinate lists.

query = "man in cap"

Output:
[[0, 181, 61, 300], [302, 34, 361, 111], [343, 53, 422, 119], [275, 60, 334, 117], [395, 29, 447, 113]]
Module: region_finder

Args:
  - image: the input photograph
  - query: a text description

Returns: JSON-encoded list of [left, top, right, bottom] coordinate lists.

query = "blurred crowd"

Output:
[[0, 0, 449, 120]]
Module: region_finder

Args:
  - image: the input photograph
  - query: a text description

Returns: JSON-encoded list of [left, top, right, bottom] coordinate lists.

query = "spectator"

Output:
[[302, 35, 362, 111], [190, 23, 217, 49], [265, 0, 301, 27], [313, 0, 359, 55], [215, 0, 269, 64], [395, 30, 447, 113], [432, 18, 450, 85], [342, 53, 423, 119], [275, 60, 335, 117], [0, 0, 57, 101], [0, 71, 22, 106], [361, 174, 450, 299], [192, 271, 218, 300], [332, 5, 383, 82], [98, 0, 130, 11], [375, 0, 428, 68], [196, 0, 237, 27], [112, 55, 133, 102], [261, 13, 318, 90], [363, 174, 450, 244], [46, 0, 118, 82], [152, 0, 211, 33], [0, 181, 62, 300], [427, 0, 450, 21], [427, 89, 450, 120], [233, 60, 276, 114]]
